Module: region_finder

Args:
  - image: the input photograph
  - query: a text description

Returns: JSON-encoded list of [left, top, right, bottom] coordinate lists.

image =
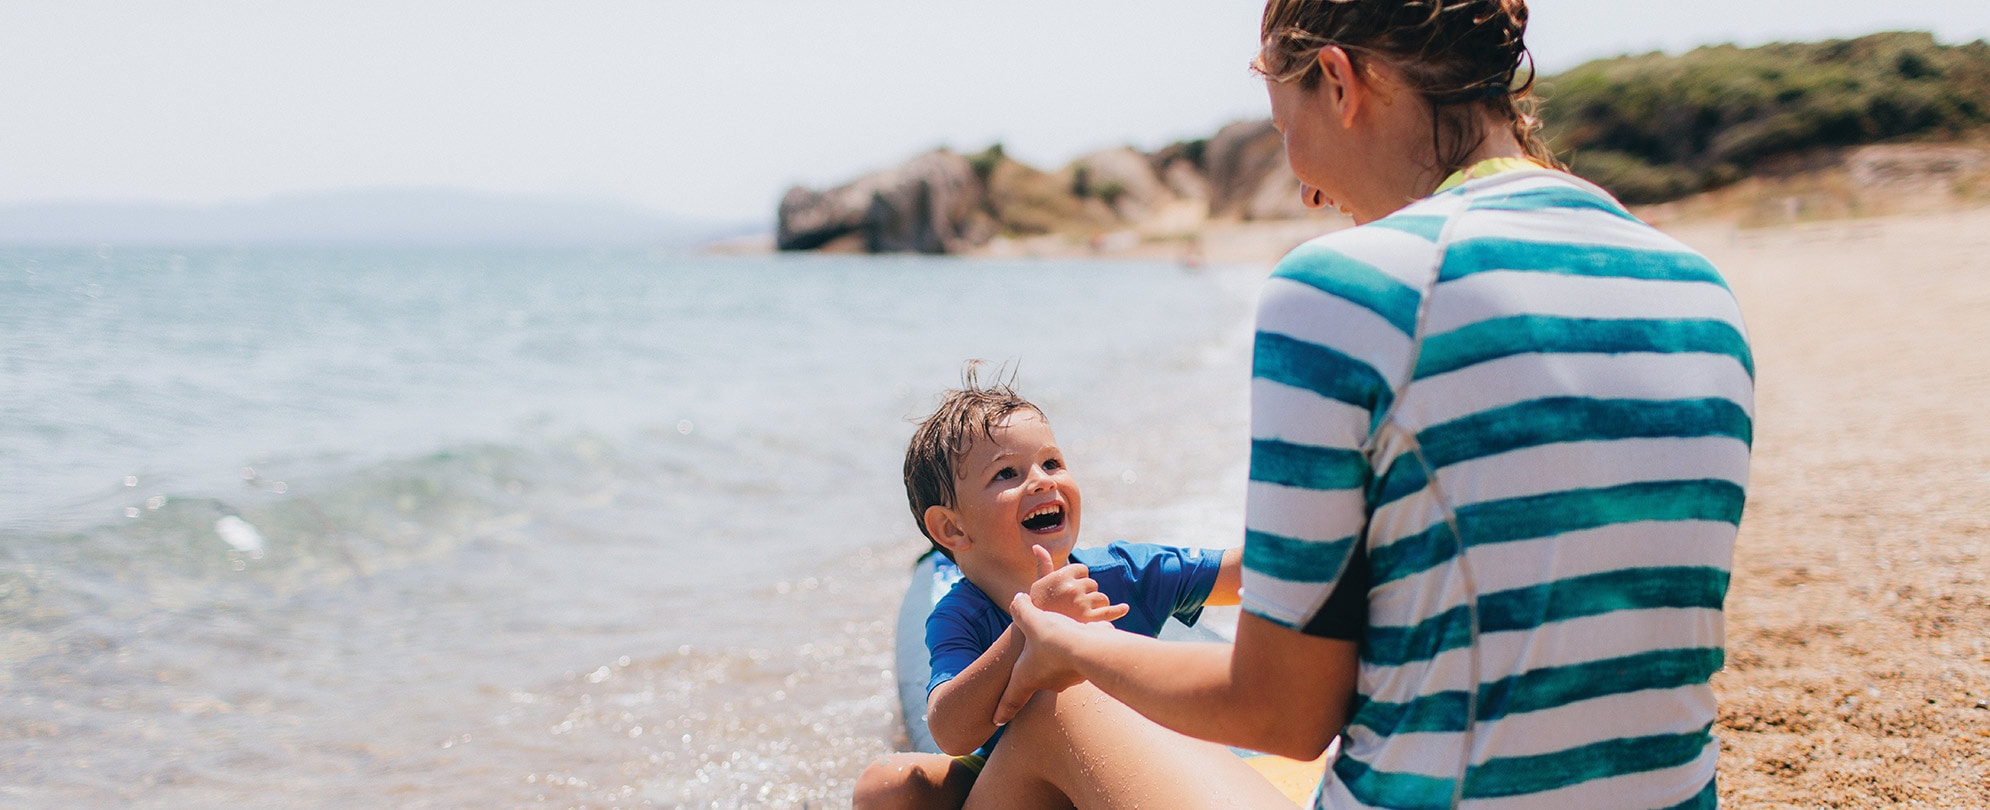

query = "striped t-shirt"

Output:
[[1239, 169, 1752, 809]]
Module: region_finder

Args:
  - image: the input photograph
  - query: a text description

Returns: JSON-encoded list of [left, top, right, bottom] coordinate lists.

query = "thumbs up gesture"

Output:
[[1026, 544, 1131, 624]]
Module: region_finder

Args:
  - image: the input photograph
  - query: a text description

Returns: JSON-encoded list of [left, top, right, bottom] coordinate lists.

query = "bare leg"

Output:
[[966, 681, 1296, 810], [854, 752, 976, 810]]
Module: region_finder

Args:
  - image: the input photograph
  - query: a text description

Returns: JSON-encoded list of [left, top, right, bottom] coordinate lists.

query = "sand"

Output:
[[1668, 210, 1990, 807]]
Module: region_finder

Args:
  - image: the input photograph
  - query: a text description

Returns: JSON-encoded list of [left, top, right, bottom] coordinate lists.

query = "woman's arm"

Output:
[[994, 596, 1358, 761]]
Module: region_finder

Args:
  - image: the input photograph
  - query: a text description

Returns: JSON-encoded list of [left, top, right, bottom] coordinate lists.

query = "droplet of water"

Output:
[[124, 475, 138, 487], [1121, 469, 1137, 484], [215, 515, 267, 555], [677, 420, 694, 435], [124, 507, 140, 518]]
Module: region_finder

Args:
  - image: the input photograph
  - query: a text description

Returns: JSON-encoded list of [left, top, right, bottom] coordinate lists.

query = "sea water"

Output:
[[0, 245, 1266, 807]]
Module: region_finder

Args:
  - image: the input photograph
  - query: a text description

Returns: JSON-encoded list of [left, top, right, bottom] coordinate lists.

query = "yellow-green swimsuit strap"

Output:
[[1433, 156, 1543, 194]]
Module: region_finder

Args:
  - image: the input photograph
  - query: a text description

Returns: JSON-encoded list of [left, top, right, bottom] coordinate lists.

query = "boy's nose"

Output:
[[1023, 465, 1052, 492]]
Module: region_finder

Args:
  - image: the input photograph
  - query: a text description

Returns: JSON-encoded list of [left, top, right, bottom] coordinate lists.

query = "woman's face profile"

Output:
[[1263, 48, 1352, 217]]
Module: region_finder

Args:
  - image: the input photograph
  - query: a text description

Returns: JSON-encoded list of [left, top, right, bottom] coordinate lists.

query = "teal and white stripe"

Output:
[[1239, 170, 1750, 809]]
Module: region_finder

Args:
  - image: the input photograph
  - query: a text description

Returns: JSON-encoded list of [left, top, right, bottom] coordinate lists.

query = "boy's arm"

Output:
[[928, 548, 1130, 755], [1204, 547, 1244, 607], [926, 626, 1021, 756]]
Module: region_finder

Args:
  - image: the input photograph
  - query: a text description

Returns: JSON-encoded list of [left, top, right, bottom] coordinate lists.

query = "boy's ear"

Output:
[[924, 505, 970, 554]]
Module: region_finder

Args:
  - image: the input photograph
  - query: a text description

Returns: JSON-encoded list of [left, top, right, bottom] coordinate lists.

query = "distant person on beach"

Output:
[[852, 368, 1289, 809], [982, 0, 1755, 808]]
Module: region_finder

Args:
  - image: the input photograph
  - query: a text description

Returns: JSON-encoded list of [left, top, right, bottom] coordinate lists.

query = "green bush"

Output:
[[1539, 32, 1990, 203]]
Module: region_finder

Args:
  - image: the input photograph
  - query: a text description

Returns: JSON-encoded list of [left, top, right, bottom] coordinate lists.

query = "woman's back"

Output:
[[1242, 168, 1752, 808]]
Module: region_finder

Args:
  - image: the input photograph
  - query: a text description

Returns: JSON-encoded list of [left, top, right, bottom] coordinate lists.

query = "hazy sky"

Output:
[[3, 1, 1985, 222]]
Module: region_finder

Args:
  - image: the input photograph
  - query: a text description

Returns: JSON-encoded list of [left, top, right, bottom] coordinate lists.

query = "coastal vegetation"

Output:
[[1541, 32, 1990, 203]]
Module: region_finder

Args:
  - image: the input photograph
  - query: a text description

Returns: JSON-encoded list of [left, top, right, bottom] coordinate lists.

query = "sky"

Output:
[[3, 1, 1986, 224]]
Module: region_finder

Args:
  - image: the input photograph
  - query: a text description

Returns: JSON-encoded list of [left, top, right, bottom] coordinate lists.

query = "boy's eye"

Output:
[[993, 467, 1017, 481], [1044, 458, 1063, 471]]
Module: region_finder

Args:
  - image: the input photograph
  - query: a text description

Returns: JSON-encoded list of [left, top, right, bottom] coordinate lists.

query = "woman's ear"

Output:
[[925, 505, 970, 555], [1313, 46, 1369, 127]]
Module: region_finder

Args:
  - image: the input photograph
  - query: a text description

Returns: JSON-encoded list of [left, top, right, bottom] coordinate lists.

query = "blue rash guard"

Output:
[[924, 541, 1227, 755]]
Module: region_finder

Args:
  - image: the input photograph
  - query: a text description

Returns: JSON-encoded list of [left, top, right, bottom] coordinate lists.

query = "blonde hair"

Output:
[[1258, 0, 1564, 176], [903, 363, 1043, 558]]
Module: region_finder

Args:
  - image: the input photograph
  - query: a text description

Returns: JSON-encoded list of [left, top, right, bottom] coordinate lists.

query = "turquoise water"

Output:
[[0, 245, 1263, 806]]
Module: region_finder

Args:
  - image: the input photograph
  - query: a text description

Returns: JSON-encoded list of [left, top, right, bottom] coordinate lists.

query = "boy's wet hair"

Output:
[[904, 362, 1043, 559]]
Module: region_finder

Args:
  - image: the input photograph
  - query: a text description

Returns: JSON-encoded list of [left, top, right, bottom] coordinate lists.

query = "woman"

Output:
[[991, 1, 1753, 807]]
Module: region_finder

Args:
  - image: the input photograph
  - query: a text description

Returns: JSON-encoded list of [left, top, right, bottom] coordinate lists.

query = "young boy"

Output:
[[853, 371, 1242, 809]]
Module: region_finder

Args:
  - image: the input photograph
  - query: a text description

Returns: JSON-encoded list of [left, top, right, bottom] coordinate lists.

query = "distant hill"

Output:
[[0, 188, 763, 248], [1541, 31, 1990, 203]]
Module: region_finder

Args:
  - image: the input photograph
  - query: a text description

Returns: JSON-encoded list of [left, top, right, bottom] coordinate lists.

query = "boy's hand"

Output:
[[1027, 545, 1130, 624], [993, 592, 1096, 725]]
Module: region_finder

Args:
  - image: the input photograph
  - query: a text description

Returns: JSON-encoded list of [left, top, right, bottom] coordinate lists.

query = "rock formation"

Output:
[[1204, 120, 1311, 220], [776, 119, 1317, 254], [776, 149, 990, 254], [1071, 146, 1177, 221]]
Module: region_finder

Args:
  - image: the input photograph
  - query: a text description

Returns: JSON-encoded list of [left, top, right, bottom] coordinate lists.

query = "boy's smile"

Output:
[[932, 409, 1082, 574]]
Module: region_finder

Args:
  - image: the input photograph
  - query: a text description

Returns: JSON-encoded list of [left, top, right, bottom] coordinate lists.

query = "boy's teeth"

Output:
[[1022, 505, 1064, 530]]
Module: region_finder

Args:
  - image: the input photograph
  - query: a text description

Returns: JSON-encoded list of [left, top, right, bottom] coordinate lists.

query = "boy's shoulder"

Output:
[[1072, 541, 1213, 571], [932, 542, 1223, 615], [1073, 542, 1225, 594]]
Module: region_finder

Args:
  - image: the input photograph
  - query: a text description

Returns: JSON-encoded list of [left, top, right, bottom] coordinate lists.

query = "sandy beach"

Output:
[[1671, 209, 1990, 806]]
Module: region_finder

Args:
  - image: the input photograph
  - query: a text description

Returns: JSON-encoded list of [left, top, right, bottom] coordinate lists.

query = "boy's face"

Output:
[[931, 409, 1082, 571]]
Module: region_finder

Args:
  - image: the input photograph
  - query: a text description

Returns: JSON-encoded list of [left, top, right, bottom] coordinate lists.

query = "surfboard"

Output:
[[894, 551, 1328, 804]]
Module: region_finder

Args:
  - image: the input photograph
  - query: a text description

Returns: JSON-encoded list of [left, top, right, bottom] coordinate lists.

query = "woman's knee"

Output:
[[853, 752, 974, 810], [999, 681, 1123, 750]]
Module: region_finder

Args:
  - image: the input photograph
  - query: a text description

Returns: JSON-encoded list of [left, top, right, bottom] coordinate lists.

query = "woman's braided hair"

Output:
[[1259, 0, 1563, 177]]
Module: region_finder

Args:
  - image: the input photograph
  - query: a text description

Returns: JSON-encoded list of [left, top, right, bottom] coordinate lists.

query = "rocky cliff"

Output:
[[776, 150, 991, 254], [775, 120, 1316, 254]]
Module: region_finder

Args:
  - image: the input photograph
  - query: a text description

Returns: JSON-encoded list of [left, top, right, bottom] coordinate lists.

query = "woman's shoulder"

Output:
[[1440, 169, 1720, 268], [1446, 168, 1641, 222]]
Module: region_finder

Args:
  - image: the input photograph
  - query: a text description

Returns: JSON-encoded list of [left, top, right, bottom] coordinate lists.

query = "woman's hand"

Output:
[[992, 592, 1115, 725], [1027, 544, 1131, 624]]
